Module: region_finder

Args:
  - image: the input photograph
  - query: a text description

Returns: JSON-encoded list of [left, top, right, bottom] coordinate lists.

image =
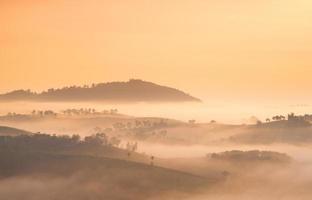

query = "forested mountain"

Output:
[[0, 79, 201, 102]]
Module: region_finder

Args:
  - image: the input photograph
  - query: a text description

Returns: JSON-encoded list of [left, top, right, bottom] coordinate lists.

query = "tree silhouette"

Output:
[[150, 156, 155, 166]]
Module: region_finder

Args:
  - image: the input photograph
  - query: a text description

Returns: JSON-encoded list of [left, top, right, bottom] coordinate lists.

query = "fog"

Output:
[[2, 0, 312, 197], [178, 160, 312, 200], [1, 101, 312, 199], [1, 101, 312, 124], [0, 172, 156, 200], [138, 142, 312, 161]]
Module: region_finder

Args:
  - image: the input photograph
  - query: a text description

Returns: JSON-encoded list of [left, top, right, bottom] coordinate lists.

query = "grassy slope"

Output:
[[0, 126, 32, 136]]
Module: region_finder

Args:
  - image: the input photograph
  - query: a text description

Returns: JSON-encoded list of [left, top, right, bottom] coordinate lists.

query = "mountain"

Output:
[[0, 79, 201, 102]]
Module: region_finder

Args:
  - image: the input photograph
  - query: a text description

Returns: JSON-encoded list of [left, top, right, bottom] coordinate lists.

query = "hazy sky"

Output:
[[1, 0, 312, 102]]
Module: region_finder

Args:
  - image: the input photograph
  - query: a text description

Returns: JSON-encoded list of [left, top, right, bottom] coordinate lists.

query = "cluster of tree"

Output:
[[126, 141, 138, 152], [112, 119, 168, 131], [209, 150, 291, 163], [2, 110, 57, 120], [188, 119, 216, 125], [188, 120, 196, 125], [0, 108, 120, 121], [302, 114, 312, 121], [84, 133, 121, 147], [151, 130, 167, 137], [109, 119, 169, 139], [262, 113, 312, 125], [31, 110, 57, 117], [0, 132, 123, 152], [287, 113, 312, 122], [0, 113, 30, 121], [265, 115, 286, 122], [44, 83, 99, 92], [62, 108, 118, 116]]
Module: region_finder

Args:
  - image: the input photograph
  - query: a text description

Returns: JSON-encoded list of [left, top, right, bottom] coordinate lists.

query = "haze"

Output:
[[1, 0, 312, 103], [1, 1, 312, 199]]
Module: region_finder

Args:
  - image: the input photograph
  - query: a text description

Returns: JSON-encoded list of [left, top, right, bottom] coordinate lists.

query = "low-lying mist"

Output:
[[1, 101, 312, 199], [178, 161, 312, 200], [2, 100, 312, 123], [137, 142, 312, 161]]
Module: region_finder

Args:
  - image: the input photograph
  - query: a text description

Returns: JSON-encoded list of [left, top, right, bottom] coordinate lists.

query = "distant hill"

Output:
[[209, 150, 291, 163], [0, 79, 201, 102]]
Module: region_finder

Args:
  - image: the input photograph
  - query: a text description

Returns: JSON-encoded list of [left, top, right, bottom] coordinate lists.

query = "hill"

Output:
[[0, 126, 32, 136], [0, 79, 201, 103], [209, 150, 291, 163], [229, 119, 312, 145], [0, 133, 217, 200], [0, 151, 213, 200]]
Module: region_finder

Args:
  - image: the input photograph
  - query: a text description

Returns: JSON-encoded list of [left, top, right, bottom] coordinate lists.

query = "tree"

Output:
[[84, 133, 108, 146], [188, 120, 196, 125], [272, 115, 282, 121], [38, 111, 44, 117], [110, 137, 121, 147], [150, 156, 155, 166], [126, 141, 138, 152], [287, 113, 296, 121], [47, 88, 55, 93], [159, 130, 167, 137], [127, 122, 132, 129], [135, 120, 142, 127], [44, 110, 56, 116], [71, 134, 81, 143]]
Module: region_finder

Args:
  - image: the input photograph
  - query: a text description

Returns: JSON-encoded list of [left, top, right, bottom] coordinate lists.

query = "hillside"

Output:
[[0, 151, 213, 200], [0, 126, 32, 136], [229, 119, 312, 145], [0, 133, 217, 200], [0, 79, 201, 103]]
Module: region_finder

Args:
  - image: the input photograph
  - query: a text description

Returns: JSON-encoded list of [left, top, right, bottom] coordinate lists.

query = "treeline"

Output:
[[0, 108, 119, 121], [109, 119, 169, 139], [112, 119, 168, 131], [265, 113, 312, 122], [62, 108, 118, 116]]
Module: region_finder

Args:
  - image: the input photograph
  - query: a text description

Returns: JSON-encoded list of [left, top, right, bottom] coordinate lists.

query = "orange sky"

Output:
[[1, 0, 312, 102]]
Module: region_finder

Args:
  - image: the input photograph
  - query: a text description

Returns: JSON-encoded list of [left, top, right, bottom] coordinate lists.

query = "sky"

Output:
[[1, 0, 312, 103]]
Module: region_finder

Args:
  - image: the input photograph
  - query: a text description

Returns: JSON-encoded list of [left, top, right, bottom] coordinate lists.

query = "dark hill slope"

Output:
[[0, 151, 215, 199], [0, 126, 32, 136]]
